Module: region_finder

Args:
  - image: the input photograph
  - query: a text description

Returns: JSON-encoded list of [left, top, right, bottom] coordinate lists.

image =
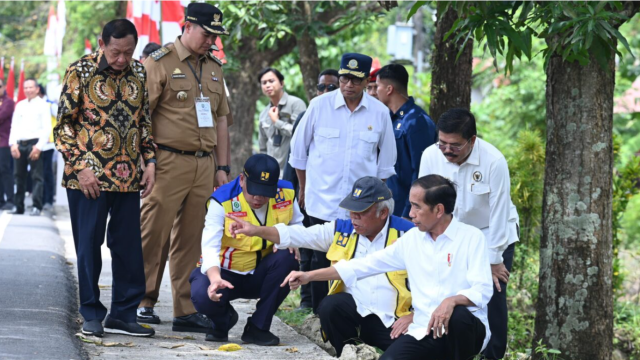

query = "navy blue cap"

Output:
[[339, 176, 392, 212], [339, 53, 373, 79], [243, 154, 280, 198], [185, 3, 228, 36]]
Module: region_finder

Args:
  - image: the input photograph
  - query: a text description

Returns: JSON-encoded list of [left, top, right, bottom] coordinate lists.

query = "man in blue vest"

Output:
[[227, 176, 414, 356], [190, 154, 303, 346]]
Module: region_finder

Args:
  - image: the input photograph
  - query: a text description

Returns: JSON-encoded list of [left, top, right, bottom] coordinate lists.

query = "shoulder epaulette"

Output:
[[208, 53, 223, 66], [150, 47, 171, 61]]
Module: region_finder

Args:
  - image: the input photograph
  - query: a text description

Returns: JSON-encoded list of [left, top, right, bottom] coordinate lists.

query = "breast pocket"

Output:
[[358, 131, 379, 159], [168, 80, 193, 108], [466, 182, 490, 226], [204, 81, 223, 112], [315, 127, 340, 155]]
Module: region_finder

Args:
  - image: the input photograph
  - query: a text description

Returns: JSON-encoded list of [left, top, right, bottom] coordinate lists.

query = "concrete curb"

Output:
[[0, 213, 85, 360]]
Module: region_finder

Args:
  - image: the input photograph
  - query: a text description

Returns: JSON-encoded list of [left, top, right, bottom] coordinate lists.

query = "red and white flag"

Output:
[[16, 60, 25, 103], [127, 0, 161, 59], [161, 0, 188, 45], [6, 58, 15, 101], [84, 39, 93, 54], [43, 0, 66, 58], [0, 57, 4, 82]]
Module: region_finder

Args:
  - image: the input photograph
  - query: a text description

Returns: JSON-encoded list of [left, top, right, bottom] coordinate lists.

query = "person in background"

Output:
[[8, 79, 51, 216], [257, 67, 306, 178], [140, 42, 161, 62], [289, 53, 397, 313], [37, 84, 57, 210], [282, 68, 339, 311], [376, 64, 436, 219], [366, 66, 380, 99], [0, 78, 15, 210]]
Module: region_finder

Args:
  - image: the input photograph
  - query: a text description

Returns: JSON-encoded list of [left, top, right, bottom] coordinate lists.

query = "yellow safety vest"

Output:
[[326, 216, 414, 318], [209, 176, 295, 273]]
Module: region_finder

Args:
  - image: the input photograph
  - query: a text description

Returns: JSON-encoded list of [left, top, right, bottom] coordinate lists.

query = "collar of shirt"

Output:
[[175, 36, 208, 63], [333, 89, 369, 112], [390, 96, 416, 120], [271, 91, 289, 107], [424, 216, 461, 243], [355, 216, 390, 248], [97, 50, 133, 73]]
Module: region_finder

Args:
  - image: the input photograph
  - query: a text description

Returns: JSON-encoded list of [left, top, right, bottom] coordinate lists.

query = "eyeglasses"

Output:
[[339, 76, 363, 86], [317, 83, 338, 92], [437, 140, 470, 152]]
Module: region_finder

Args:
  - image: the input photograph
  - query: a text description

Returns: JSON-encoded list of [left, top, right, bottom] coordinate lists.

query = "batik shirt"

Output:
[[55, 51, 156, 192]]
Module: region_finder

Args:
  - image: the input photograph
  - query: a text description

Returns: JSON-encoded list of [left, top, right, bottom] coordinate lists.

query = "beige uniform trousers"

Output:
[[139, 149, 214, 317]]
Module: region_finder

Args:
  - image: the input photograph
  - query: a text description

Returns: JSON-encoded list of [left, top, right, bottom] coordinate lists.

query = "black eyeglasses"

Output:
[[339, 76, 363, 85], [436, 140, 470, 152], [317, 83, 338, 92]]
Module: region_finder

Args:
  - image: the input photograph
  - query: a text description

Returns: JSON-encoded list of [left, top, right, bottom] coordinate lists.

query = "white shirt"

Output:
[[9, 96, 52, 150], [333, 218, 493, 350], [201, 199, 305, 275], [419, 139, 519, 264], [289, 90, 397, 221], [276, 217, 399, 327]]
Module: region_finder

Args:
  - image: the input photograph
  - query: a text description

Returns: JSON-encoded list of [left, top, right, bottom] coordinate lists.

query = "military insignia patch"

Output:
[[171, 68, 186, 79], [473, 171, 483, 182], [150, 46, 171, 61], [232, 200, 242, 212], [347, 59, 358, 69]]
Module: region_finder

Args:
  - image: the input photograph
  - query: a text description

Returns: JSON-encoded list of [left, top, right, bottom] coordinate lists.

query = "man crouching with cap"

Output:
[[227, 177, 414, 356], [189, 154, 302, 346]]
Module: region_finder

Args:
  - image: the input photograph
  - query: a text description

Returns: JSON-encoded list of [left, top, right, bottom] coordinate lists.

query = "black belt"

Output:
[[157, 144, 211, 157], [18, 139, 38, 146]]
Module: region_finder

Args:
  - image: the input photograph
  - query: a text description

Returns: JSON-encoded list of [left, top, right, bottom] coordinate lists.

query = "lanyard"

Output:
[[186, 58, 204, 97]]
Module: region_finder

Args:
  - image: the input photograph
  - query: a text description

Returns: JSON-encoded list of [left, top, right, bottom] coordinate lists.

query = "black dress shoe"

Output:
[[205, 306, 239, 342], [82, 319, 104, 337], [137, 307, 161, 324], [172, 313, 212, 333], [104, 315, 155, 337], [8, 207, 23, 215], [241, 317, 280, 346]]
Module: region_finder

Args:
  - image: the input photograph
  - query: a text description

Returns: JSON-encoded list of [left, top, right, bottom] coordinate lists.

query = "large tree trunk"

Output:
[[429, 8, 472, 123], [298, 2, 320, 103], [533, 49, 615, 360]]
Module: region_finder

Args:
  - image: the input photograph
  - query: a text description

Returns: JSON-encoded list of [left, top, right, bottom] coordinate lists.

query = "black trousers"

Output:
[[42, 149, 55, 205], [67, 190, 146, 323], [483, 243, 516, 359], [190, 249, 299, 331], [0, 147, 14, 204], [318, 292, 395, 357], [381, 306, 486, 360], [308, 215, 331, 313], [14, 140, 43, 211]]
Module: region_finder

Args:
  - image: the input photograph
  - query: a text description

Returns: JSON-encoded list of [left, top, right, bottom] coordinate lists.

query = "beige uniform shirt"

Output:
[[144, 36, 230, 152]]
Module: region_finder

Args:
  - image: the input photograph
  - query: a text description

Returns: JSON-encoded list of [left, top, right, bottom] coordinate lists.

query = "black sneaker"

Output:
[[137, 307, 161, 324], [241, 317, 280, 346], [104, 315, 155, 337], [172, 313, 211, 333], [205, 306, 239, 342], [82, 319, 104, 337]]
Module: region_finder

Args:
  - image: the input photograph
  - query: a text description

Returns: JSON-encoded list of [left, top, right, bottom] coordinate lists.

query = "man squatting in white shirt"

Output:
[[230, 174, 493, 360]]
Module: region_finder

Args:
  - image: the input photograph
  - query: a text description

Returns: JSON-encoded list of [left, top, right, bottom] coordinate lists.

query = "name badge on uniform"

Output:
[[196, 97, 214, 128]]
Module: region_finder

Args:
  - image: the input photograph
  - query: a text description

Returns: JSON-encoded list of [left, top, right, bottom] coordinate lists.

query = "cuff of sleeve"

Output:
[[200, 250, 221, 275], [145, 159, 157, 165], [289, 157, 307, 170], [333, 260, 358, 288], [456, 290, 482, 309], [489, 250, 504, 265], [274, 119, 286, 129], [377, 167, 396, 179], [274, 223, 291, 248], [71, 155, 87, 175]]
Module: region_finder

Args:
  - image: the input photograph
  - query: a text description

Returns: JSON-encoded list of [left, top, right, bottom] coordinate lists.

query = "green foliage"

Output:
[[614, 301, 640, 359], [275, 289, 313, 327]]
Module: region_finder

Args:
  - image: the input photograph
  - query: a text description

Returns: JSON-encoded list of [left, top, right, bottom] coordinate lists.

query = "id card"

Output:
[[196, 97, 214, 128]]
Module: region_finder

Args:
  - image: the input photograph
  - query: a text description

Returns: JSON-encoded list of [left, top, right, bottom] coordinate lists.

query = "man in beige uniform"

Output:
[[138, 3, 231, 333]]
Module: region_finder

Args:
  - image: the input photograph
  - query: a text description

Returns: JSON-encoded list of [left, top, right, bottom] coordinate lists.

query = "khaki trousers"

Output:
[[139, 149, 214, 317]]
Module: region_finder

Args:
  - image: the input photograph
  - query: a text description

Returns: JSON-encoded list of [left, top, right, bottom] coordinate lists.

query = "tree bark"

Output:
[[297, 2, 320, 103], [533, 49, 615, 360], [429, 8, 472, 123]]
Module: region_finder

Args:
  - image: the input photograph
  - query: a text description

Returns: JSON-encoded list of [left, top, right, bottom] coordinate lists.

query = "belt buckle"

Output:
[[195, 150, 204, 157]]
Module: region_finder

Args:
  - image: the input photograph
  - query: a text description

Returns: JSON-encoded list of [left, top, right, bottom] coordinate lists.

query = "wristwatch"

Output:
[[216, 165, 231, 175]]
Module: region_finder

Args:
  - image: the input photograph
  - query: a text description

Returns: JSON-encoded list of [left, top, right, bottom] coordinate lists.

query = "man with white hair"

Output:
[[227, 176, 414, 356]]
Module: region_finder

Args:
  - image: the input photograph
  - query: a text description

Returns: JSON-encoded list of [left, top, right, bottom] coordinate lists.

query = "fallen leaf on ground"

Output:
[[197, 345, 216, 350], [217, 343, 242, 352], [102, 342, 134, 347], [159, 335, 195, 340], [66, 261, 73, 265], [285, 347, 299, 353], [75, 333, 134, 347], [98, 284, 111, 289], [157, 342, 185, 349]]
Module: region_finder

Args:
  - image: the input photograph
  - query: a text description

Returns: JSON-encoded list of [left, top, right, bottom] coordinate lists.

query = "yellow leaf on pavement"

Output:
[[285, 347, 299, 353], [217, 343, 242, 352], [157, 342, 185, 349]]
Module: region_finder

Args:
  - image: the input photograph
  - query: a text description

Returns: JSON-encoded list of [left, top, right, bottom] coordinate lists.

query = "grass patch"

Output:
[[276, 288, 313, 327]]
